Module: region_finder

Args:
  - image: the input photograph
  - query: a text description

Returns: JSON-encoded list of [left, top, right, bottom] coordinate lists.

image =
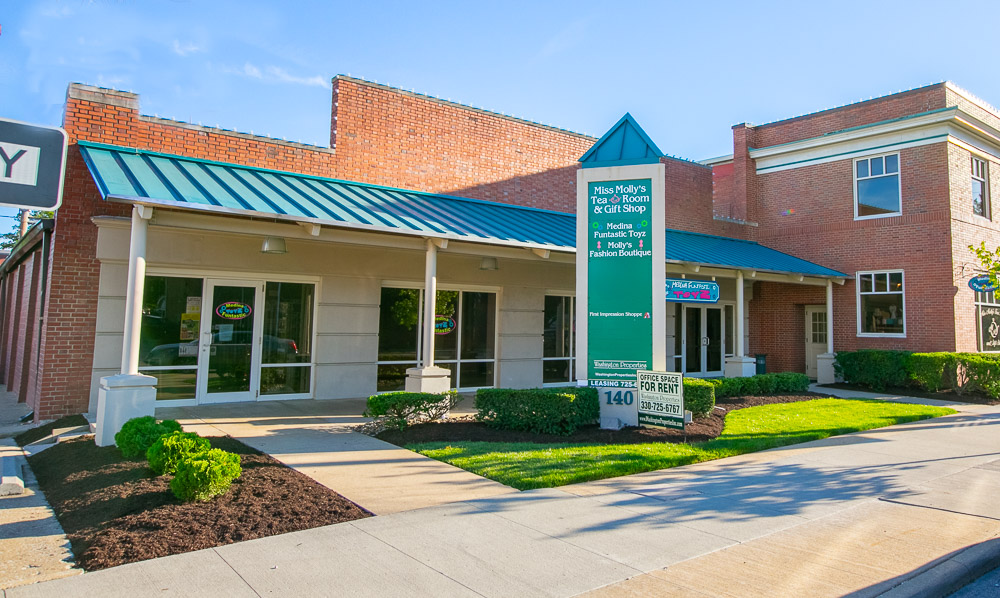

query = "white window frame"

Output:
[[856, 269, 906, 338], [972, 156, 990, 220], [376, 283, 500, 392], [854, 152, 902, 220], [542, 294, 576, 387], [974, 288, 1000, 352]]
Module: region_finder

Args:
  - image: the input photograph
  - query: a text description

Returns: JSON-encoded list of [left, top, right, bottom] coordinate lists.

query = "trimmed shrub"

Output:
[[114, 416, 182, 458], [683, 379, 715, 417], [363, 390, 461, 430], [908, 353, 956, 392], [955, 353, 1000, 398], [834, 350, 911, 390], [772, 372, 811, 393], [170, 449, 242, 502], [146, 431, 211, 475], [475, 387, 599, 435]]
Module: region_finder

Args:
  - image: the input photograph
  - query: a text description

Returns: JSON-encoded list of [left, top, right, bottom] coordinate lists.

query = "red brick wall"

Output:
[[748, 282, 825, 373], [749, 143, 957, 370], [752, 84, 948, 148], [331, 77, 594, 213], [947, 142, 1000, 352]]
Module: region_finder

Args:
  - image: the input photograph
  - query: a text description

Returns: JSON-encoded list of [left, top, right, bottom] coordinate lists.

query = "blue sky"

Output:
[[3, 0, 1000, 222]]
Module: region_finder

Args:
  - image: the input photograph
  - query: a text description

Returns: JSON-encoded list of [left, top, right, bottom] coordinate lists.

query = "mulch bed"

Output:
[[28, 436, 371, 571], [377, 393, 829, 446], [821, 383, 1000, 405], [15, 414, 89, 446]]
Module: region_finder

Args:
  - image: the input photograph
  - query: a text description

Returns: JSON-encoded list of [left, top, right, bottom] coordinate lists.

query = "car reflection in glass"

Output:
[[144, 333, 298, 366]]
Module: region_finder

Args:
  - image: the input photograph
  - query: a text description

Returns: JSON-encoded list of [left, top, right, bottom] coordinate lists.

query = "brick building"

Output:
[[1, 78, 997, 421]]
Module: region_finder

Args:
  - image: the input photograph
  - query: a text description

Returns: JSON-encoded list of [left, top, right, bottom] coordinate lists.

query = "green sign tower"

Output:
[[576, 114, 666, 429]]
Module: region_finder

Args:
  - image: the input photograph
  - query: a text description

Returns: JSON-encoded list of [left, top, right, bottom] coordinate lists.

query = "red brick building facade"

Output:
[[2, 78, 998, 420]]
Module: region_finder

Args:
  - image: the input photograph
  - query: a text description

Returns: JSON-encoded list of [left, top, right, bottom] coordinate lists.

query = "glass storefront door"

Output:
[[198, 280, 264, 403], [678, 304, 725, 377]]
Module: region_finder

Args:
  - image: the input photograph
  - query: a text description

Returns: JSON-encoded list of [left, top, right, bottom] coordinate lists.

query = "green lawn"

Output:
[[409, 398, 955, 490]]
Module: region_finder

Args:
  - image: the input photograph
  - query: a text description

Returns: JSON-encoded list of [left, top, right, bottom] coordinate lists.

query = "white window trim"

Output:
[[856, 269, 906, 338], [376, 284, 500, 392], [974, 289, 1000, 353], [854, 153, 902, 221], [972, 156, 991, 221], [542, 294, 576, 387]]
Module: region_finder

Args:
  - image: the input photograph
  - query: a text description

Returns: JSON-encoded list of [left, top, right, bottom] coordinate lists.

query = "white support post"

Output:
[[406, 238, 451, 393], [817, 279, 837, 384], [96, 205, 157, 447], [422, 238, 438, 368], [121, 205, 151, 375], [725, 269, 756, 378]]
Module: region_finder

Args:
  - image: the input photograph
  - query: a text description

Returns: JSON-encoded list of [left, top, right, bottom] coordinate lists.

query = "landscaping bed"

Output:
[[28, 435, 371, 571], [14, 413, 89, 446], [398, 397, 955, 490], [821, 382, 1000, 405], [377, 393, 827, 446]]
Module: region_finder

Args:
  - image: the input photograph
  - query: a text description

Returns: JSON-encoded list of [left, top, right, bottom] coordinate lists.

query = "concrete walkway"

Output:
[[155, 397, 514, 515], [7, 393, 1000, 597]]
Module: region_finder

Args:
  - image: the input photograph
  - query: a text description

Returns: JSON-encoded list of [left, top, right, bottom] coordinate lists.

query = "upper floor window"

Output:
[[855, 153, 901, 219], [972, 157, 990, 219], [857, 270, 905, 337]]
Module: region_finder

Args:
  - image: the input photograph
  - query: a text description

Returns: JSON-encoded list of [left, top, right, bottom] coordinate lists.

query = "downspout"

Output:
[[34, 224, 52, 383]]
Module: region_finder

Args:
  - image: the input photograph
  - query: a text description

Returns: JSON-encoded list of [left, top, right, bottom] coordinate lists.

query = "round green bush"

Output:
[[146, 431, 211, 475], [683, 379, 716, 417], [170, 449, 242, 502], [114, 416, 182, 458]]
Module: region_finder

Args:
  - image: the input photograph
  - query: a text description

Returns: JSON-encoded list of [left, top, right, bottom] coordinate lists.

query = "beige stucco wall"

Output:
[[89, 213, 575, 409]]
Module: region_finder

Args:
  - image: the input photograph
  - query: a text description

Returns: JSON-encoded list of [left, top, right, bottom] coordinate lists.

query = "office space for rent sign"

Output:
[[587, 179, 654, 387]]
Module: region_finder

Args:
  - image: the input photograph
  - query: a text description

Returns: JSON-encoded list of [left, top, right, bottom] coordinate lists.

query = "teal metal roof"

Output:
[[77, 142, 574, 250], [77, 142, 845, 278], [664, 229, 845, 277], [579, 113, 664, 168]]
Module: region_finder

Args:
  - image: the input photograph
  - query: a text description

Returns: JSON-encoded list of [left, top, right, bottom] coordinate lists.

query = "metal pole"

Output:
[[422, 239, 437, 368], [826, 279, 834, 355], [736, 270, 745, 357], [120, 206, 149, 375]]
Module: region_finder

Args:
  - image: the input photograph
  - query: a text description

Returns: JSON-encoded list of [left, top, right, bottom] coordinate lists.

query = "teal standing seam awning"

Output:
[[78, 141, 845, 279]]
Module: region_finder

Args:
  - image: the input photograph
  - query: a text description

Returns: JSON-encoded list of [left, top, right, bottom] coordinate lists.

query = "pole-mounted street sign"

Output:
[[0, 117, 69, 210]]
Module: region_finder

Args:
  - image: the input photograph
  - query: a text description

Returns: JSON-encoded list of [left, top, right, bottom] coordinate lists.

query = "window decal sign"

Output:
[[666, 279, 719, 303], [969, 275, 997, 293], [216, 302, 252, 320], [434, 315, 456, 335]]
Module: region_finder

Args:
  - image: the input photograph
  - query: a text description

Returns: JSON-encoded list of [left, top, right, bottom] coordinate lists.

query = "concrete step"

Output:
[[0, 442, 24, 496]]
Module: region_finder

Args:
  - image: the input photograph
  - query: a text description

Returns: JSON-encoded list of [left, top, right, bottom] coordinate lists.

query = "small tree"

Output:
[[970, 242, 1000, 288], [0, 211, 53, 250]]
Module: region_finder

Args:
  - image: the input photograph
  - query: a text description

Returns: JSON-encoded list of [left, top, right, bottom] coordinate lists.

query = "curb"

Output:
[[875, 536, 1000, 598]]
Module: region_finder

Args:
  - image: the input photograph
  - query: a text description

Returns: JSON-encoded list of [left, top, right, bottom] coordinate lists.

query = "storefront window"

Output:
[[376, 287, 497, 391], [543, 296, 574, 384], [858, 270, 905, 336], [139, 276, 203, 400], [260, 281, 314, 395], [976, 289, 1000, 352]]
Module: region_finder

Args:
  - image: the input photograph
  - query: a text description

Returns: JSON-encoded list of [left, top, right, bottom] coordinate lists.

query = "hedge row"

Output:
[[475, 387, 599, 435], [364, 390, 461, 430], [707, 372, 810, 399], [834, 350, 1000, 398]]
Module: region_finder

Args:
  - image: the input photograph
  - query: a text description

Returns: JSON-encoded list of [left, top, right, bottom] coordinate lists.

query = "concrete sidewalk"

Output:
[[7, 395, 1000, 597], [156, 397, 513, 515]]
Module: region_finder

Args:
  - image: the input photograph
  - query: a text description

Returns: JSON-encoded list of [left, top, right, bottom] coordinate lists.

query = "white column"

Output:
[[405, 238, 451, 393], [826, 279, 834, 354], [816, 278, 837, 384], [736, 269, 745, 357], [97, 204, 157, 447], [121, 205, 152, 375], [725, 269, 755, 378], [421, 238, 438, 368]]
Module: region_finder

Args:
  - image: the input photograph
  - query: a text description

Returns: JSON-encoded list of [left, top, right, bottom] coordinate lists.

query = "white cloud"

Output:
[[39, 5, 73, 18], [171, 40, 202, 56], [221, 62, 328, 88]]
